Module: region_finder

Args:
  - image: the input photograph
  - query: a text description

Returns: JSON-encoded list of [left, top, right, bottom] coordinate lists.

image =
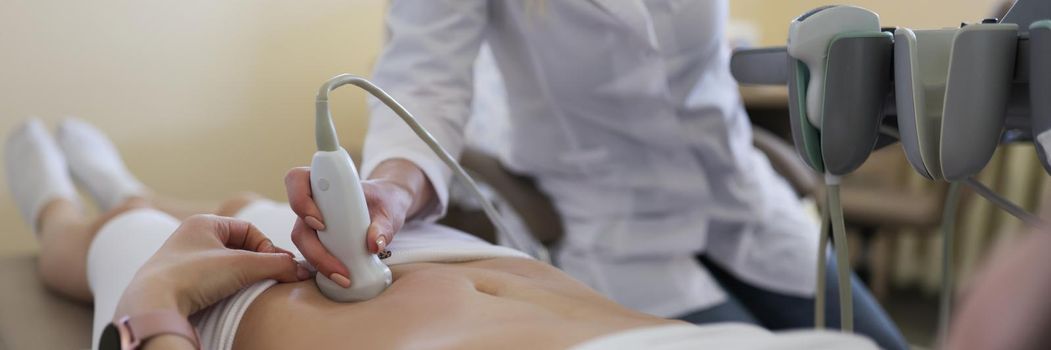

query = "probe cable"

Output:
[[823, 174, 854, 332], [316, 74, 551, 262]]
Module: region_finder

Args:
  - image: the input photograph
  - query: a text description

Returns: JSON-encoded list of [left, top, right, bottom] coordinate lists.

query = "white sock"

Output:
[[56, 118, 146, 211], [4, 119, 78, 231]]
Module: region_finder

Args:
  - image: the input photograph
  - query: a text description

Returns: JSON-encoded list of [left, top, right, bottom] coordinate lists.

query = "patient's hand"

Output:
[[115, 215, 310, 319], [285, 161, 424, 285]]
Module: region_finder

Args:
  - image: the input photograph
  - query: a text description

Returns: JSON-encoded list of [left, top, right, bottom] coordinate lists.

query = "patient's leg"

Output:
[[4, 119, 90, 301], [6, 119, 261, 302], [3, 120, 77, 232], [35, 198, 149, 302], [3, 120, 122, 300], [34, 193, 258, 303]]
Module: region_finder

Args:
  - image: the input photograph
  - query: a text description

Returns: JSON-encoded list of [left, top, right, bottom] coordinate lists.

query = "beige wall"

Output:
[[0, 1, 386, 255]]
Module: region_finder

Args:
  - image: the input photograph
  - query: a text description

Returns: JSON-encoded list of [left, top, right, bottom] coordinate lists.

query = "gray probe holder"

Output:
[[788, 32, 893, 175], [895, 24, 1018, 181], [1031, 20, 1051, 173]]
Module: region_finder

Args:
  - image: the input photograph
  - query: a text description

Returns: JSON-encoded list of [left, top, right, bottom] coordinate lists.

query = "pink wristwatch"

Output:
[[99, 310, 200, 350]]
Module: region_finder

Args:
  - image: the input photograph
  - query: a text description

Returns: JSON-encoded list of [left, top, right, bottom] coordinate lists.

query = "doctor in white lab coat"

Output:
[[287, 1, 907, 349]]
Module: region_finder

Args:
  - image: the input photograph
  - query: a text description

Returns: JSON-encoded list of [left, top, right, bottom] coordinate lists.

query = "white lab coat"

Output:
[[361, 0, 819, 318]]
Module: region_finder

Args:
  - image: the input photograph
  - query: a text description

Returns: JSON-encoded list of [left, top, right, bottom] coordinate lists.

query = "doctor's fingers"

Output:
[[360, 182, 409, 254], [290, 217, 350, 283], [284, 167, 325, 231], [365, 215, 400, 254]]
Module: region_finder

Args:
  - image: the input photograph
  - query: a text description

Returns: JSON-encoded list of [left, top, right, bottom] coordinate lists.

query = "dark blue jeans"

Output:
[[676, 255, 909, 350]]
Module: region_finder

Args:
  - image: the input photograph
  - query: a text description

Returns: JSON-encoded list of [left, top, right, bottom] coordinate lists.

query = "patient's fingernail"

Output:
[[297, 266, 310, 280], [305, 216, 325, 231], [375, 237, 387, 252], [330, 273, 351, 288]]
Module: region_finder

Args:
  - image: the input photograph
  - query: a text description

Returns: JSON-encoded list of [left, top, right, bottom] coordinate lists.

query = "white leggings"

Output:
[[86, 200, 298, 350]]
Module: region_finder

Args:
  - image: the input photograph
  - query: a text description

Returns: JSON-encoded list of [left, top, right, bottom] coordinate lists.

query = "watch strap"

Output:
[[120, 310, 199, 349]]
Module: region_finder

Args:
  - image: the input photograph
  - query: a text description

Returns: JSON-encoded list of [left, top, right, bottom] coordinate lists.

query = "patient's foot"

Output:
[[57, 118, 146, 211], [3, 119, 79, 231]]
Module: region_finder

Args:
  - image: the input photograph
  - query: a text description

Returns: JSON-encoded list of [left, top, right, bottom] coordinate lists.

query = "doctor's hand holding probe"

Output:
[[288, 1, 906, 349], [284, 159, 434, 288]]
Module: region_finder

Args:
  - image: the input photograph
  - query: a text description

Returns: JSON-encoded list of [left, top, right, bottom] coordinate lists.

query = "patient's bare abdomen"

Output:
[[233, 258, 677, 350]]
